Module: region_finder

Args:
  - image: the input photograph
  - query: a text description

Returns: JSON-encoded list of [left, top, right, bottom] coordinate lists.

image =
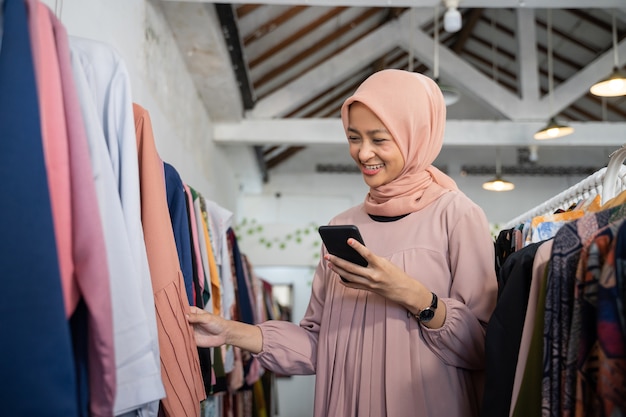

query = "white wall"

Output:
[[42, 0, 241, 211]]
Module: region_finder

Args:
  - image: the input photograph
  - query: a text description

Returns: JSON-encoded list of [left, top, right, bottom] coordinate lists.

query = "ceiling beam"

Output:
[[516, 9, 539, 103], [163, 1, 626, 9], [213, 118, 626, 147], [548, 38, 626, 115], [399, 12, 531, 120], [247, 14, 411, 118], [215, 4, 256, 109]]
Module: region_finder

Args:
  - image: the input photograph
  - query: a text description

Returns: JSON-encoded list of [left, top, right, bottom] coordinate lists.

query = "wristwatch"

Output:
[[412, 292, 438, 323]]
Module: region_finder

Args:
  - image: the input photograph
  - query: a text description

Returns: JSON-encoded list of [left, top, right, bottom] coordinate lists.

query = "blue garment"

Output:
[[164, 161, 194, 305], [227, 228, 254, 324], [0, 0, 79, 415]]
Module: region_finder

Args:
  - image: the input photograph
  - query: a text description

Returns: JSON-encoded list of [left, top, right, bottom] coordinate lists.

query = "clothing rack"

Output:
[[501, 145, 626, 230]]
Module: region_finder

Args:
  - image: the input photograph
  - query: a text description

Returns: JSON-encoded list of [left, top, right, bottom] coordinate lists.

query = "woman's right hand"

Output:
[[186, 306, 264, 353], [186, 306, 228, 348]]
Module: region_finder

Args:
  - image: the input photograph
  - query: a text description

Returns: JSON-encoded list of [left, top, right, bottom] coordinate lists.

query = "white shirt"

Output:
[[70, 36, 164, 416]]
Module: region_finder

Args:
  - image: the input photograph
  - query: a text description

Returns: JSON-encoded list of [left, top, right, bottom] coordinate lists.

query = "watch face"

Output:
[[419, 309, 435, 322]]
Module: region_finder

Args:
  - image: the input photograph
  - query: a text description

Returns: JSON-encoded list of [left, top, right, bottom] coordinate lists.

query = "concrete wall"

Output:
[[41, 0, 242, 211]]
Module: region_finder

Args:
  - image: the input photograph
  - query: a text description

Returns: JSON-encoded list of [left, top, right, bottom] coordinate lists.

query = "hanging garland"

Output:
[[234, 218, 322, 262]]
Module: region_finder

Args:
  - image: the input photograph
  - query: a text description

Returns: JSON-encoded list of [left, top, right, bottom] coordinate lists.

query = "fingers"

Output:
[[186, 306, 209, 323], [347, 238, 370, 259]]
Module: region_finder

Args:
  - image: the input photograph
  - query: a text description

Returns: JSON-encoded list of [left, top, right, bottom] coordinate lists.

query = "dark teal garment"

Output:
[[0, 0, 79, 415]]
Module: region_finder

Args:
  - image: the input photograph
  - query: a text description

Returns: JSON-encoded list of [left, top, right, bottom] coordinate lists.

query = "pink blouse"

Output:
[[255, 190, 498, 417]]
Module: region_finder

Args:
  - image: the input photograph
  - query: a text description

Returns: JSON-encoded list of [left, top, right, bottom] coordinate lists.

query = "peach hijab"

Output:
[[340, 69, 459, 217]]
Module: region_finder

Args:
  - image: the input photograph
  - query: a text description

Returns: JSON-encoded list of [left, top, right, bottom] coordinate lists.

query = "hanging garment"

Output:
[[481, 241, 543, 417], [133, 103, 206, 417], [70, 36, 163, 416], [190, 187, 212, 309], [0, 0, 78, 415], [543, 204, 626, 417], [164, 161, 195, 306], [198, 193, 222, 317], [24, 0, 116, 414], [48, 6, 118, 415], [204, 199, 236, 373], [509, 239, 553, 417], [183, 183, 206, 309], [562, 213, 626, 416], [26, 0, 75, 314]]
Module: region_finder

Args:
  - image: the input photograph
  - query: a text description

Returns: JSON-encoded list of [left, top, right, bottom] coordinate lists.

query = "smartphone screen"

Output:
[[318, 225, 368, 267]]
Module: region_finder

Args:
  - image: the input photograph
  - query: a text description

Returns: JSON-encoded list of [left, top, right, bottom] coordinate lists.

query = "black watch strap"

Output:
[[408, 292, 438, 323]]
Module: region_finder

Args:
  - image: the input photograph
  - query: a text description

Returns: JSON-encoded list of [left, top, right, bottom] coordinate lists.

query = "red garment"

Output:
[[133, 103, 206, 416]]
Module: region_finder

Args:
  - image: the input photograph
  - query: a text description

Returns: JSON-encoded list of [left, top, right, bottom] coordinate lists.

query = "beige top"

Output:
[[255, 190, 498, 417]]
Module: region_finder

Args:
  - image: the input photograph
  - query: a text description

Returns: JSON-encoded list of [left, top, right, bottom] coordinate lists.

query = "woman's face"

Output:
[[347, 102, 405, 188]]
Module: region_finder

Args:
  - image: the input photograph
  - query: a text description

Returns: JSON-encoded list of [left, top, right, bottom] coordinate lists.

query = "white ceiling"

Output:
[[159, 1, 626, 179]]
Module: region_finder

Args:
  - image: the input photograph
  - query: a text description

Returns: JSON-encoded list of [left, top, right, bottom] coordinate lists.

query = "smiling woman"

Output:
[[187, 69, 498, 417], [346, 102, 405, 188]]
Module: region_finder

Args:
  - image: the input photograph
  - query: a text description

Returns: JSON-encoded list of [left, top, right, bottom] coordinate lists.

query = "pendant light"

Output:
[[443, 0, 462, 33], [483, 147, 515, 192], [483, 17, 514, 192], [534, 9, 574, 140], [533, 117, 574, 140], [590, 14, 626, 97], [433, 5, 460, 106]]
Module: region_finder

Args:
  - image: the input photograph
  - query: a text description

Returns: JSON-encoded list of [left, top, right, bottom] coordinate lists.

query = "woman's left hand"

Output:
[[325, 238, 446, 328], [324, 238, 421, 303]]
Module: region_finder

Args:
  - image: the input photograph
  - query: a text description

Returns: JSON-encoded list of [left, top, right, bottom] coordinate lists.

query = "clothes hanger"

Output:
[[601, 144, 626, 205], [54, 0, 63, 21]]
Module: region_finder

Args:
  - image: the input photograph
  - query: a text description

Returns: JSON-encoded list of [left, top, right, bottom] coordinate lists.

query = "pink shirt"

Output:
[[26, 0, 76, 314], [27, 3, 116, 416]]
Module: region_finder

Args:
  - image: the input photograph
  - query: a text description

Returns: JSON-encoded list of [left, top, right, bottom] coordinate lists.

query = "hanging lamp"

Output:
[[433, 5, 461, 106], [443, 0, 462, 33], [590, 15, 626, 97], [483, 20, 514, 192], [534, 9, 574, 140], [533, 117, 574, 140], [482, 148, 514, 192]]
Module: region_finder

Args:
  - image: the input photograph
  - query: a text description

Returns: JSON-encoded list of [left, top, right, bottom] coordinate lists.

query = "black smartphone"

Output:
[[318, 225, 368, 267]]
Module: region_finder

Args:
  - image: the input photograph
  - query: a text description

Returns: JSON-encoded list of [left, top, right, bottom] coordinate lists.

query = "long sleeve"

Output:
[[420, 198, 498, 370], [133, 103, 206, 417], [255, 191, 498, 417], [70, 36, 164, 417]]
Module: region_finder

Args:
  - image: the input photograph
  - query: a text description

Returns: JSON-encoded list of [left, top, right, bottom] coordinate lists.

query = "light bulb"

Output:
[[493, 180, 505, 191], [608, 78, 625, 92], [482, 177, 515, 192], [547, 127, 560, 138], [443, 7, 462, 33]]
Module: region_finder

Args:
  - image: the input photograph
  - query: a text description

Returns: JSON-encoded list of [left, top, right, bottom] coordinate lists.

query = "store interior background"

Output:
[[38, 0, 625, 415]]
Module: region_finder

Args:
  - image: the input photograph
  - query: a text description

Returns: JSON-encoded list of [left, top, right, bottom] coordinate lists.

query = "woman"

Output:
[[187, 69, 498, 416]]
